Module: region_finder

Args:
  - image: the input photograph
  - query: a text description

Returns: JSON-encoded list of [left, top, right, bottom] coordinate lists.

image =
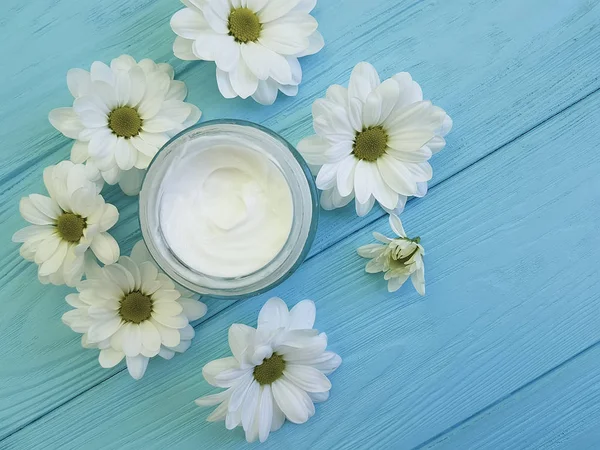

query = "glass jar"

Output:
[[139, 119, 318, 299]]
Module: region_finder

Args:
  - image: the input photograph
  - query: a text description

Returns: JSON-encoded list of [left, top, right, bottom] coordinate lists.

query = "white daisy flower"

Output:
[[12, 161, 119, 287], [171, 0, 324, 105], [49, 55, 202, 196], [357, 214, 425, 295], [195, 297, 341, 443], [298, 62, 453, 216], [62, 240, 208, 380]]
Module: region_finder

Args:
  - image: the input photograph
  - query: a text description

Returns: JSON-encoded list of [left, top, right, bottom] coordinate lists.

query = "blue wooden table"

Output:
[[2, 0, 600, 448]]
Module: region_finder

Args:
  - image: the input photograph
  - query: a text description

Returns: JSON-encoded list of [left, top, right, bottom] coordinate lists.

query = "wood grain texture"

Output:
[[423, 343, 600, 450], [1, 0, 599, 445], [4, 73, 600, 449]]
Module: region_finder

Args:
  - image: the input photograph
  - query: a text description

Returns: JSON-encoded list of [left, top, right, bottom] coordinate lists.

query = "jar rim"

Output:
[[139, 119, 319, 299]]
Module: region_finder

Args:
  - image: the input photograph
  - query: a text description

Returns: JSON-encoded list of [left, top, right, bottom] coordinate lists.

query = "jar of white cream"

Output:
[[139, 120, 318, 298]]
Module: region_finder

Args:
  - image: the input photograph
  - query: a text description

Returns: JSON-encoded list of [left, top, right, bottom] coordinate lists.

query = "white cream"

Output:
[[159, 144, 293, 279]]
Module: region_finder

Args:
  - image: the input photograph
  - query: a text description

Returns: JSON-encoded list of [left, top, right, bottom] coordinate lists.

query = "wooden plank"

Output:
[[4, 70, 600, 448], [422, 343, 600, 449]]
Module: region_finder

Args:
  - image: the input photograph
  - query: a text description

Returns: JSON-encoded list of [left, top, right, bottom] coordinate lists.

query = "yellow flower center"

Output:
[[108, 106, 142, 139], [253, 353, 286, 385], [353, 126, 389, 162], [228, 7, 262, 43], [119, 291, 153, 324], [56, 213, 86, 243]]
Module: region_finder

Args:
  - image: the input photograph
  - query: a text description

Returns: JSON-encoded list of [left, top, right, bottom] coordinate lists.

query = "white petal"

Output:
[[242, 381, 261, 442], [39, 240, 69, 276], [139, 320, 162, 354], [348, 62, 380, 103], [315, 162, 340, 190], [295, 30, 324, 57], [335, 155, 358, 197], [110, 54, 137, 72], [271, 378, 312, 424], [151, 318, 181, 347], [195, 389, 231, 406], [90, 61, 115, 85], [392, 72, 423, 108], [377, 154, 419, 196], [173, 36, 199, 61], [204, 0, 230, 31], [97, 203, 119, 231], [131, 241, 152, 265], [88, 129, 118, 160], [389, 214, 406, 237], [12, 225, 54, 243], [258, 385, 273, 443], [297, 135, 330, 166], [170, 8, 210, 39], [388, 274, 409, 292], [355, 195, 375, 216], [241, 42, 292, 84], [258, 297, 290, 331], [153, 301, 184, 317], [284, 365, 331, 392], [229, 59, 259, 99], [117, 256, 141, 290], [306, 351, 342, 375], [229, 323, 256, 362], [265, 12, 317, 39], [114, 138, 136, 171], [320, 186, 353, 211], [216, 69, 238, 99], [388, 145, 432, 163], [139, 261, 159, 287], [439, 114, 453, 137], [99, 348, 125, 368], [288, 300, 315, 330], [251, 79, 279, 105], [28, 194, 62, 220], [363, 78, 399, 127], [121, 323, 143, 357], [427, 136, 446, 155], [411, 269, 426, 296], [90, 232, 120, 265], [228, 372, 255, 412], [202, 356, 240, 387], [67, 68, 92, 98], [180, 324, 195, 341], [166, 80, 187, 102], [259, 0, 302, 22], [118, 168, 146, 196], [126, 355, 149, 380], [309, 391, 329, 403], [385, 101, 445, 147], [326, 84, 349, 109], [152, 289, 181, 303], [87, 316, 122, 343], [34, 234, 61, 264], [48, 108, 84, 139], [151, 312, 188, 329], [137, 72, 170, 119], [100, 166, 122, 185], [114, 71, 131, 106], [371, 164, 399, 210], [70, 140, 89, 164], [259, 26, 309, 56], [178, 298, 207, 321]]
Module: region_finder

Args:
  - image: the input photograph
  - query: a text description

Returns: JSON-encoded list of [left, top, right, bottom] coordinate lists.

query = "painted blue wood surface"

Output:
[[1, 0, 599, 448]]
